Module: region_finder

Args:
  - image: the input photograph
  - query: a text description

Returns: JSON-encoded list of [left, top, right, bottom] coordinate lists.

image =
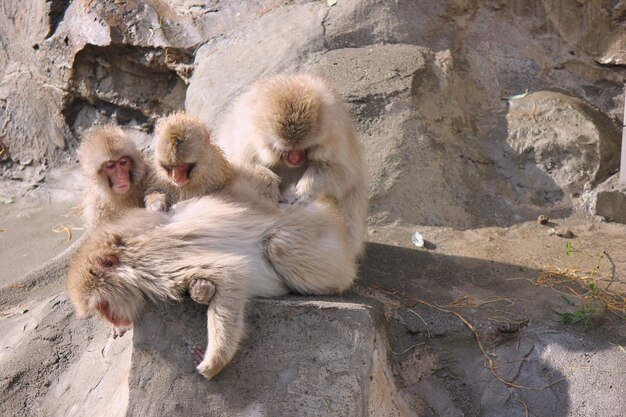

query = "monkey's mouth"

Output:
[[98, 301, 132, 327], [282, 150, 306, 167], [170, 163, 195, 186], [113, 182, 130, 194]]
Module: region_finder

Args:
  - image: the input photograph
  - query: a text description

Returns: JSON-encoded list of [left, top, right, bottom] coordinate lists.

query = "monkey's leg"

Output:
[[264, 198, 357, 295], [194, 268, 248, 380], [189, 278, 216, 305]]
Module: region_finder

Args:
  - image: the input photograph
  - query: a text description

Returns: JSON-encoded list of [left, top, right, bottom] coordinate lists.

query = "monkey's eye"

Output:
[[118, 157, 131, 167], [103, 161, 115, 170]]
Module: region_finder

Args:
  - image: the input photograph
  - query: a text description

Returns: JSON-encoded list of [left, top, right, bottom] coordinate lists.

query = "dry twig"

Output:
[[368, 283, 566, 391]]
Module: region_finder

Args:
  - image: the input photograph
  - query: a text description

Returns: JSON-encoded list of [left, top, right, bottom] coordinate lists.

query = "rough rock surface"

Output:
[[589, 173, 626, 223], [3, 224, 626, 417], [127, 299, 410, 417], [0, 1, 625, 416], [505, 91, 621, 207]]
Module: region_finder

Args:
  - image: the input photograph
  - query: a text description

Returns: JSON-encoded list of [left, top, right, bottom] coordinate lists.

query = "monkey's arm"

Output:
[[142, 167, 175, 211], [235, 164, 281, 203], [295, 161, 352, 203]]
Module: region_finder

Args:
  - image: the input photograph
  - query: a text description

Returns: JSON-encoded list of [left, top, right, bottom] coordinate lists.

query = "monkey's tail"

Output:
[[263, 197, 357, 295]]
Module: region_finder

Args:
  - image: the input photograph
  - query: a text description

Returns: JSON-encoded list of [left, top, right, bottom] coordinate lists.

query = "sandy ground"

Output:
[[0, 168, 85, 286]]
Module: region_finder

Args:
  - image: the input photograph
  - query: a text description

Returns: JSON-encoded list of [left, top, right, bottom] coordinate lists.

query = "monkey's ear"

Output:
[[97, 254, 119, 269], [203, 129, 211, 145]]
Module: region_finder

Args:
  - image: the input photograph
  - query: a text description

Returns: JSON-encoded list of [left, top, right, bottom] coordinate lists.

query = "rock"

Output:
[[537, 215, 549, 225], [505, 91, 621, 207], [590, 173, 626, 224], [186, 3, 327, 126], [1, 1, 626, 416], [554, 228, 574, 239], [126, 298, 413, 417], [0, 294, 131, 417], [0, 0, 622, 228]]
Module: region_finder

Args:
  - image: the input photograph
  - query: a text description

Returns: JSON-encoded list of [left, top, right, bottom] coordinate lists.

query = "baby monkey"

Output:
[[216, 74, 368, 257], [67, 194, 356, 380], [78, 126, 148, 228], [146, 112, 279, 211]]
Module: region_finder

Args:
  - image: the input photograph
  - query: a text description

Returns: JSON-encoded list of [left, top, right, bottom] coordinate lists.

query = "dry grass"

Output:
[[535, 246, 625, 322]]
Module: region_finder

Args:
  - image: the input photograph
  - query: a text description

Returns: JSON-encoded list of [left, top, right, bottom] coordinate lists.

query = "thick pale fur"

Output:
[[67, 195, 355, 380], [78, 125, 148, 228], [216, 73, 368, 257], [147, 112, 279, 210]]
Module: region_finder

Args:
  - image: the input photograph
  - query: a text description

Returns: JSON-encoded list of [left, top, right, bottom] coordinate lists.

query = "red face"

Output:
[[282, 150, 306, 168], [97, 300, 132, 327], [169, 163, 193, 186], [102, 157, 133, 195], [94, 254, 131, 327]]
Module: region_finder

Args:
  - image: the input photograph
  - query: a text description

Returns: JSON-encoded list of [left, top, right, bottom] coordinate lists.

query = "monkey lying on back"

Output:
[[67, 193, 356, 380], [216, 74, 368, 257], [78, 126, 149, 228], [145, 112, 279, 211]]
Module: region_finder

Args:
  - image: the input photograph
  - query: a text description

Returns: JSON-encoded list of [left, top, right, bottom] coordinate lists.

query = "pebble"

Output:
[[554, 228, 574, 238]]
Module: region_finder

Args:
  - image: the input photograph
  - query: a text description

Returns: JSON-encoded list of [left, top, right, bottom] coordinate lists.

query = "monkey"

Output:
[[215, 74, 368, 257], [66, 193, 356, 380], [78, 125, 149, 228], [145, 112, 280, 212]]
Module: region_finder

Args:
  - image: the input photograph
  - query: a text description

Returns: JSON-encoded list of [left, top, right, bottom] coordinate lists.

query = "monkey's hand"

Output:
[[145, 192, 168, 212], [257, 169, 281, 203], [278, 185, 301, 205], [189, 279, 216, 305], [111, 325, 131, 339]]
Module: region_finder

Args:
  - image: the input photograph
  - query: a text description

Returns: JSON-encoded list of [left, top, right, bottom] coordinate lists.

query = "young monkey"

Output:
[[67, 193, 356, 380], [78, 125, 149, 228], [216, 74, 368, 257], [145, 112, 279, 211]]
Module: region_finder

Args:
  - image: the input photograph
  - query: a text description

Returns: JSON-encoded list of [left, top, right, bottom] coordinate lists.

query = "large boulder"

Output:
[[505, 91, 621, 206]]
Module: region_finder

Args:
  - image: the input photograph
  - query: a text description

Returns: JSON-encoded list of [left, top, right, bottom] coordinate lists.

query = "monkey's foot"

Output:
[[111, 325, 131, 339], [189, 279, 216, 305], [145, 192, 168, 212], [193, 346, 227, 380]]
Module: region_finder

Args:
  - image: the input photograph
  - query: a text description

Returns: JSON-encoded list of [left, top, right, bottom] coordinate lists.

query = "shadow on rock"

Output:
[[356, 242, 625, 417]]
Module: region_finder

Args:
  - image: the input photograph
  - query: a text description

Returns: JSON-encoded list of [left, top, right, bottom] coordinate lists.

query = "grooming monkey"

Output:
[[145, 112, 279, 211], [78, 126, 149, 228], [67, 194, 356, 380], [216, 74, 368, 257]]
